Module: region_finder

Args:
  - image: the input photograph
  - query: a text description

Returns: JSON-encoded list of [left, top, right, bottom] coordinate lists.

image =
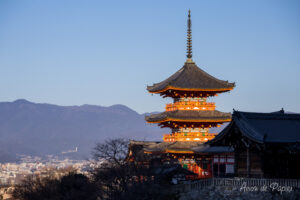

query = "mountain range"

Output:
[[0, 99, 226, 162]]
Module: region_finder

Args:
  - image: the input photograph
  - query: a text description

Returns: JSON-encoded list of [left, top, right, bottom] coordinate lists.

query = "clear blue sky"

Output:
[[0, 0, 299, 114]]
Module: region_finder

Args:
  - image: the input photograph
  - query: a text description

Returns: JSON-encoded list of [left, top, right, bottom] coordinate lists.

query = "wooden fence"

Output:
[[172, 178, 300, 193]]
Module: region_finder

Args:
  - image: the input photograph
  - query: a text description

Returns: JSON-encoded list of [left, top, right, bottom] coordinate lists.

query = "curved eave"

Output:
[[144, 150, 195, 154], [207, 111, 265, 145], [206, 121, 234, 144], [165, 149, 195, 154], [147, 86, 234, 94], [146, 118, 232, 124], [233, 112, 264, 143]]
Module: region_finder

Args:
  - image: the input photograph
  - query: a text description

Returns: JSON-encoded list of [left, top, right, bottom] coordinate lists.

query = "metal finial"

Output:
[[187, 9, 192, 59]]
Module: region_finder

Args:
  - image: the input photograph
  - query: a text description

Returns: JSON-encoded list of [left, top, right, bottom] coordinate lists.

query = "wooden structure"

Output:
[[128, 140, 234, 179], [129, 11, 300, 180], [145, 10, 234, 143], [209, 109, 300, 178], [129, 10, 235, 178]]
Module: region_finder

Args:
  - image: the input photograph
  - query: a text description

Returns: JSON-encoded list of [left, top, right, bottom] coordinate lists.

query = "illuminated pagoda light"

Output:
[[146, 10, 235, 143]]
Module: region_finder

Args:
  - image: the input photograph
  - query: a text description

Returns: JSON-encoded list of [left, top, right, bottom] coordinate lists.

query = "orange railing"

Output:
[[166, 101, 215, 111], [163, 132, 217, 142], [178, 161, 212, 179]]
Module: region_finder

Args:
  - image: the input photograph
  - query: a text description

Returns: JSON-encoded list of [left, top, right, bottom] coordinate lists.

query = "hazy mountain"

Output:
[[0, 99, 165, 162], [0, 99, 227, 162]]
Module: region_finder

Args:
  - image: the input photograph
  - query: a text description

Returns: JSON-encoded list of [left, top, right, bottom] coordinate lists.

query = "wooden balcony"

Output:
[[166, 101, 216, 111], [163, 132, 217, 142]]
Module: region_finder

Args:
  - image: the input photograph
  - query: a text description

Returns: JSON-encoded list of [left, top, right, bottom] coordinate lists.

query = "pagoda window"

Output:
[[220, 156, 226, 163], [227, 156, 235, 163], [190, 128, 198, 132], [199, 97, 206, 103], [213, 155, 219, 163], [182, 128, 189, 132], [226, 164, 234, 174], [179, 97, 188, 102], [200, 128, 208, 133]]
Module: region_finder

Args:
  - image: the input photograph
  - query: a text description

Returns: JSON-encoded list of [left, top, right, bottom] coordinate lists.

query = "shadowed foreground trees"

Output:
[[12, 138, 179, 200], [92, 138, 179, 200], [12, 172, 98, 200]]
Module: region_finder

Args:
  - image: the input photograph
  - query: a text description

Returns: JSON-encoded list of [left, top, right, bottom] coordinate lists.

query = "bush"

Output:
[[12, 172, 98, 200]]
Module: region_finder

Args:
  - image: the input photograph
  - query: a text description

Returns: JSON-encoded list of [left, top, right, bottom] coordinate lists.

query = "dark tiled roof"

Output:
[[129, 140, 161, 146], [147, 61, 235, 93], [143, 141, 202, 153], [129, 140, 233, 154], [192, 145, 234, 153], [211, 110, 300, 143], [151, 164, 197, 176], [145, 110, 232, 123]]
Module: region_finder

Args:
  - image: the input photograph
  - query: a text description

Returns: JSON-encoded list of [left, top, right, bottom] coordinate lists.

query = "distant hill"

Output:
[[0, 99, 166, 162], [0, 99, 227, 162]]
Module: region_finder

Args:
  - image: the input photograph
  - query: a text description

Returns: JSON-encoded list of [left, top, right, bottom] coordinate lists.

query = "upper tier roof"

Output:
[[145, 110, 232, 123], [147, 60, 235, 94]]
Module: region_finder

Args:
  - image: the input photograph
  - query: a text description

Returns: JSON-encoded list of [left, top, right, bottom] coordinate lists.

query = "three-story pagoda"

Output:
[[146, 10, 235, 143]]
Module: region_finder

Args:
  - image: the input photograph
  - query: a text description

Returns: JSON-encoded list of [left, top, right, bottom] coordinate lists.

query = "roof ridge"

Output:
[[168, 65, 187, 85], [206, 120, 234, 144], [234, 112, 264, 143], [234, 110, 300, 120], [189, 62, 233, 86], [147, 61, 235, 94]]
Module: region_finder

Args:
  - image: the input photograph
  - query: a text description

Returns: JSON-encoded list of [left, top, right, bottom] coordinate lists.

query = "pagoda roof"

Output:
[[210, 109, 300, 144], [147, 61, 235, 94], [145, 110, 232, 123], [129, 140, 233, 154], [143, 141, 202, 154], [129, 140, 233, 157]]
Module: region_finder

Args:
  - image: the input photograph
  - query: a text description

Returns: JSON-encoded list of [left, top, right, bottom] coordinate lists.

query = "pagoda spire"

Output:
[[186, 9, 192, 62]]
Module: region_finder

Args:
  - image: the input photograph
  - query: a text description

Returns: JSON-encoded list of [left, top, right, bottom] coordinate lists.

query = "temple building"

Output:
[[128, 10, 236, 178], [209, 109, 300, 178], [146, 10, 234, 143], [128, 10, 300, 180]]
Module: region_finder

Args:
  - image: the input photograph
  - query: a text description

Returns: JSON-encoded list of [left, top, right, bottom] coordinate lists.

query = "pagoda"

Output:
[[128, 10, 235, 179], [146, 10, 235, 143]]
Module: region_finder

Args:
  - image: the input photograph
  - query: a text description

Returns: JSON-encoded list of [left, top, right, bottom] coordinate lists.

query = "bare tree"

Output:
[[92, 138, 129, 166], [91, 138, 179, 200], [13, 138, 179, 200], [92, 138, 133, 199]]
